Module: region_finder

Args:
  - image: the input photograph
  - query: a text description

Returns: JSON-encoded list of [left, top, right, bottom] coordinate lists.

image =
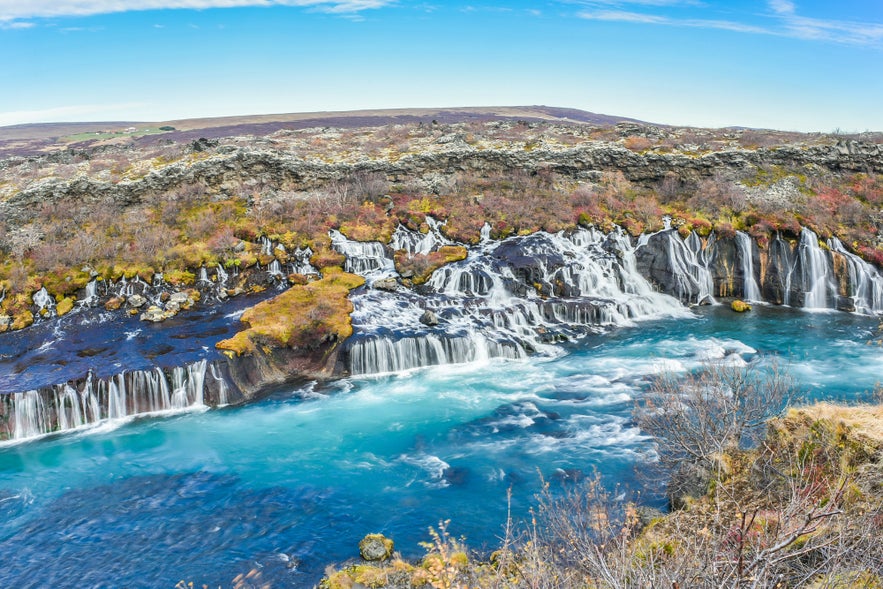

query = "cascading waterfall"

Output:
[[216, 264, 229, 283], [32, 288, 56, 314], [260, 236, 273, 257], [633, 228, 716, 305], [11, 391, 49, 440], [788, 228, 836, 309], [267, 259, 284, 278], [341, 223, 689, 375], [0, 360, 208, 443], [208, 363, 230, 407], [330, 229, 396, 278], [291, 247, 318, 275], [391, 217, 452, 255], [735, 231, 762, 302], [828, 237, 883, 313], [668, 231, 715, 305]]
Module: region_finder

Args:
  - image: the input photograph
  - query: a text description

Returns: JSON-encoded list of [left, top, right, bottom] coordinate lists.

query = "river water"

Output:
[[0, 304, 879, 588]]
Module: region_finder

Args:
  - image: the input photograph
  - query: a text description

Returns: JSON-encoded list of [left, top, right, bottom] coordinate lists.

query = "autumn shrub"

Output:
[[623, 135, 653, 152]]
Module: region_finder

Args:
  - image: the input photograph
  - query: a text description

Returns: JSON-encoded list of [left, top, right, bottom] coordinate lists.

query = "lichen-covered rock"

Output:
[[216, 269, 364, 356], [359, 533, 394, 562], [169, 291, 192, 306], [10, 310, 34, 331], [140, 305, 167, 322]]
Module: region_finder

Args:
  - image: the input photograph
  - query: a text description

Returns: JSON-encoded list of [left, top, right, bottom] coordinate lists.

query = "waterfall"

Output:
[[1, 360, 208, 443], [216, 264, 229, 284], [330, 229, 396, 277], [348, 332, 525, 375], [54, 385, 83, 431], [340, 225, 688, 376], [267, 260, 284, 278], [11, 391, 50, 440], [788, 228, 836, 309], [291, 247, 318, 275], [391, 217, 451, 255], [209, 363, 230, 407], [636, 230, 715, 305], [32, 287, 56, 314], [828, 237, 883, 313], [198, 266, 210, 284], [83, 278, 98, 306], [735, 232, 762, 302], [261, 236, 273, 256]]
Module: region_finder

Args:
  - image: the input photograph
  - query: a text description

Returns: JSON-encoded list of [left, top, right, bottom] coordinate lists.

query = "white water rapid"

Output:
[[337, 223, 689, 376]]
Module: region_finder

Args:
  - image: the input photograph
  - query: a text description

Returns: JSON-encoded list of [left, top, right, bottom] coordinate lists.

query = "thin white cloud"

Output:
[[0, 103, 148, 127], [576, 1, 883, 47], [0, 20, 34, 28], [768, 0, 795, 15], [767, 1, 883, 46], [0, 0, 393, 23], [577, 9, 771, 35], [565, 0, 703, 7]]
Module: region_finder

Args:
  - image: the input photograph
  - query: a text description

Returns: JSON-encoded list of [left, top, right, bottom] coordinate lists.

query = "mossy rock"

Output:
[[11, 310, 34, 331], [731, 299, 751, 312], [216, 270, 365, 355], [359, 533, 394, 562], [105, 297, 125, 311], [56, 297, 75, 317]]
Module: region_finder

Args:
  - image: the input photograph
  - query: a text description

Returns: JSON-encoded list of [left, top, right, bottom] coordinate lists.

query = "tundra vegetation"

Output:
[[1, 118, 882, 334]]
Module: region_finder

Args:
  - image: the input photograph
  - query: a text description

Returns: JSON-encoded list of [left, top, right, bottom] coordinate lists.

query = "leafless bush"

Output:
[[636, 362, 793, 479], [688, 172, 748, 214], [7, 225, 44, 260]]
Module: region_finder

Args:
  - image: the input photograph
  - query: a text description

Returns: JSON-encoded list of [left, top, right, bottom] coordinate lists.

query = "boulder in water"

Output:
[[140, 306, 167, 322], [127, 294, 147, 308], [169, 292, 192, 307], [443, 466, 469, 486], [419, 310, 439, 326], [358, 533, 394, 562], [104, 297, 124, 311], [731, 300, 751, 313], [373, 277, 399, 292]]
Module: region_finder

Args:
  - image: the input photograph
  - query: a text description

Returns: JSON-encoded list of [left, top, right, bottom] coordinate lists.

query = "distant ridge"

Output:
[[0, 106, 648, 146]]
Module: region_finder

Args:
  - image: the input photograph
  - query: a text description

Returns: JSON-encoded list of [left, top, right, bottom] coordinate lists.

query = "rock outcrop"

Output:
[[3, 141, 882, 228]]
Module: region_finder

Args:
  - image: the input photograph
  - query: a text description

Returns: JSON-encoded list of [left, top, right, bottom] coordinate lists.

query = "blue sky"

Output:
[[1, 1, 881, 131]]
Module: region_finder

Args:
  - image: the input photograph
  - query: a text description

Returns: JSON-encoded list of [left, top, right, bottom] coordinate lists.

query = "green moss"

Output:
[[11, 309, 34, 331], [163, 269, 196, 286]]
